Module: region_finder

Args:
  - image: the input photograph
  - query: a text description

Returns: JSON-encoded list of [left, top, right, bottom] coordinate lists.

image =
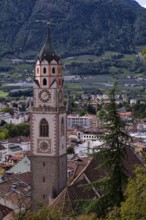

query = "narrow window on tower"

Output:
[[43, 177, 45, 182], [61, 117, 64, 136], [52, 67, 55, 74], [43, 67, 46, 74], [40, 118, 49, 137], [43, 78, 47, 86], [43, 162, 46, 167], [59, 66, 61, 73], [37, 67, 39, 74], [59, 78, 62, 85]]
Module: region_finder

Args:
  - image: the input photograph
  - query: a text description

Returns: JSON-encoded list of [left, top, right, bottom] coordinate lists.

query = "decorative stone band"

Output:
[[32, 106, 66, 113]]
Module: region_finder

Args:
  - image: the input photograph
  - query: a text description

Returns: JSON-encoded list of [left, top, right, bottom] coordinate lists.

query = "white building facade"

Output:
[[67, 115, 97, 128]]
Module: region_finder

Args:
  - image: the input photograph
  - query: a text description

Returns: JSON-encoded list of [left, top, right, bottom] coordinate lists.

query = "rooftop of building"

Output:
[[67, 114, 96, 119], [52, 148, 144, 217], [7, 136, 30, 144], [0, 204, 13, 219], [79, 127, 104, 134], [0, 172, 30, 211]]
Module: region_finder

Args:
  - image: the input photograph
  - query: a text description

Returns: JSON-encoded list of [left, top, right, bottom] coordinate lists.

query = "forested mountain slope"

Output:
[[0, 0, 146, 58]]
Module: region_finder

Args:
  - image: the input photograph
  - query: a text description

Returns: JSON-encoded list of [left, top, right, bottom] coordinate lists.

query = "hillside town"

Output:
[[0, 88, 146, 218], [0, 0, 146, 218]]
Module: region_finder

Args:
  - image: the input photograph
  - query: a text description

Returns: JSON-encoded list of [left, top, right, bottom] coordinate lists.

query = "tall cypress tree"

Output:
[[85, 85, 131, 217], [100, 86, 131, 205]]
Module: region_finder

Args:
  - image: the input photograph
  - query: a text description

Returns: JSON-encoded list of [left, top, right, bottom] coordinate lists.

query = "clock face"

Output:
[[37, 139, 51, 153], [39, 89, 51, 102]]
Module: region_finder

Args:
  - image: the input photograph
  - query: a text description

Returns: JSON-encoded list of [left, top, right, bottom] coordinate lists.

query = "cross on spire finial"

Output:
[[47, 20, 51, 42], [47, 20, 51, 25]]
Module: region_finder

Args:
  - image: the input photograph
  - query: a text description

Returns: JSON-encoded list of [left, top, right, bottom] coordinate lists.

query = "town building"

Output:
[[67, 114, 98, 128], [77, 128, 104, 142], [0, 136, 30, 163], [0, 111, 29, 125]]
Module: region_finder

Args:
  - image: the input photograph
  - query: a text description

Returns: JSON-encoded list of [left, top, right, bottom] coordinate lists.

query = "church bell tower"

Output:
[[31, 23, 67, 210]]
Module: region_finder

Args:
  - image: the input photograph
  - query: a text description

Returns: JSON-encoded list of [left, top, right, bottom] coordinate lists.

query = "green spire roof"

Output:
[[38, 22, 60, 63]]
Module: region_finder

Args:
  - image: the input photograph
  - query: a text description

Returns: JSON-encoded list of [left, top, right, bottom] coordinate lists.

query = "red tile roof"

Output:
[[119, 112, 132, 117], [8, 136, 30, 144]]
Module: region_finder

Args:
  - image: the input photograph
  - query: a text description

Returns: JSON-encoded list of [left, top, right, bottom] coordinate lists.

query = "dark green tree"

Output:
[[120, 165, 146, 220], [67, 146, 75, 154], [1, 106, 14, 115], [0, 119, 6, 126], [14, 205, 60, 220], [87, 104, 96, 115], [79, 109, 86, 116], [4, 122, 30, 138], [85, 85, 131, 217], [4, 123, 19, 138], [17, 122, 30, 136], [0, 128, 9, 140]]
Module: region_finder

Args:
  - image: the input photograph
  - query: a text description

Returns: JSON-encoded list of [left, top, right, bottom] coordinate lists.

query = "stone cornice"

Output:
[[32, 106, 66, 113]]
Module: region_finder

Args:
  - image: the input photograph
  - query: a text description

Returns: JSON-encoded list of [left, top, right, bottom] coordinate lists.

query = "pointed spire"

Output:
[[47, 21, 51, 44], [38, 21, 60, 63]]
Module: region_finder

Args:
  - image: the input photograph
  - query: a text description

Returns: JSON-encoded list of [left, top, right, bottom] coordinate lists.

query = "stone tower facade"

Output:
[[30, 24, 67, 210]]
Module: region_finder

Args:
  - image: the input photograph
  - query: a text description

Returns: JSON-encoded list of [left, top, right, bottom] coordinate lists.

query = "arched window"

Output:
[[43, 78, 47, 86], [52, 67, 55, 74], [61, 117, 64, 136], [43, 67, 46, 74], [40, 118, 49, 137]]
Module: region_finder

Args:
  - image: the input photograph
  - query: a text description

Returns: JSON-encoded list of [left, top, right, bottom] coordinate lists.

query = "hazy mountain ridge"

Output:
[[0, 0, 146, 59]]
